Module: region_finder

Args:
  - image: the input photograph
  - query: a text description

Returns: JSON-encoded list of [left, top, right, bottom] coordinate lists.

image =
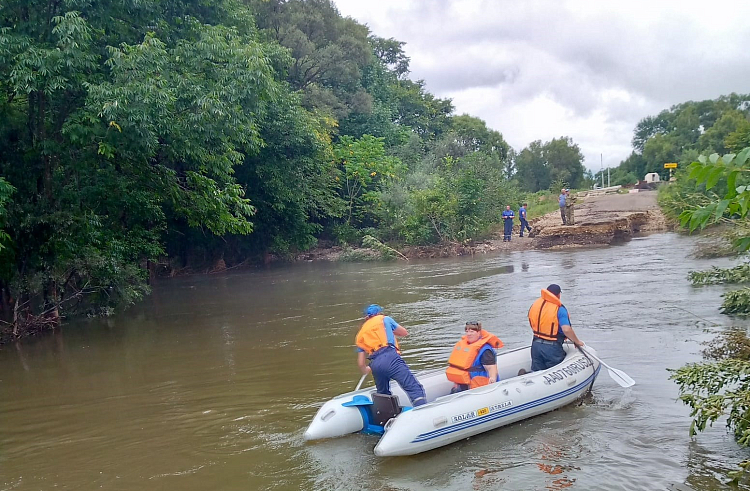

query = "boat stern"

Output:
[[304, 396, 367, 441]]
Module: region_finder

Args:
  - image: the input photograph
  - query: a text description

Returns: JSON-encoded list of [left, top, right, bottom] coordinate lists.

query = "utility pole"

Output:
[[601, 154, 604, 188], [608, 166, 610, 187]]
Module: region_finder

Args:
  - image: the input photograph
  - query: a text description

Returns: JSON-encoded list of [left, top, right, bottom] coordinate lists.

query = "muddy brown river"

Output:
[[1, 232, 747, 490]]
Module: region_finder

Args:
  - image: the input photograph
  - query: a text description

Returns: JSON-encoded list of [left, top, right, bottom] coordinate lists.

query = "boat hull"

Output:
[[305, 344, 600, 456]]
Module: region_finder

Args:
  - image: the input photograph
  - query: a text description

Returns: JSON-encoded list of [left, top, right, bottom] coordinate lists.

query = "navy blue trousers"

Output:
[[369, 347, 426, 406], [519, 217, 531, 236], [503, 219, 513, 240], [530, 339, 566, 371]]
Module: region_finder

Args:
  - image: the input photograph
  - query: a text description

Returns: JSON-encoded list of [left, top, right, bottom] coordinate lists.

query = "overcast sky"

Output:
[[332, 0, 750, 172]]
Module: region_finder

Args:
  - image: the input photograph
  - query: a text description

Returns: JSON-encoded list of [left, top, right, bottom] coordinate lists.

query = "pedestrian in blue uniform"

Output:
[[558, 189, 567, 225], [518, 202, 532, 237], [501, 205, 515, 242]]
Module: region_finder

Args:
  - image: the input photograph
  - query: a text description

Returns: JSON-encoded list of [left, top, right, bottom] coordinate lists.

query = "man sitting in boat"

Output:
[[355, 304, 427, 407], [528, 284, 585, 371], [446, 321, 504, 393]]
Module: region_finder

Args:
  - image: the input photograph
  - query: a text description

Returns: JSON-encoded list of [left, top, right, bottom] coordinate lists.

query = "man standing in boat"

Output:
[[528, 284, 584, 371], [356, 304, 427, 407], [446, 321, 503, 393]]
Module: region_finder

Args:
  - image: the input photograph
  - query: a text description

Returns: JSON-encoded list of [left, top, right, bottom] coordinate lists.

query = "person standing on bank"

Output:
[[446, 321, 504, 393], [564, 189, 575, 225], [558, 189, 567, 225], [518, 202, 532, 237], [356, 304, 427, 406], [528, 284, 584, 371], [502, 205, 515, 242]]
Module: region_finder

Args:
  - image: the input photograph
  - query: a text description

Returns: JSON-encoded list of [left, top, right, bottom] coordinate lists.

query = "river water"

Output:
[[1, 232, 748, 491]]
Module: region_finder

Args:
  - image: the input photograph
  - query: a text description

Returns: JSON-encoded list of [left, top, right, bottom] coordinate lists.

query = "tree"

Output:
[[668, 147, 750, 481], [334, 135, 404, 226], [698, 110, 749, 155], [544, 137, 585, 188], [0, 1, 284, 334], [515, 141, 549, 192], [515, 137, 585, 191]]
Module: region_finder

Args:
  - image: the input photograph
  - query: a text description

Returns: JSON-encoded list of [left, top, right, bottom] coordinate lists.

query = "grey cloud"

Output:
[[335, 0, 750, 166]]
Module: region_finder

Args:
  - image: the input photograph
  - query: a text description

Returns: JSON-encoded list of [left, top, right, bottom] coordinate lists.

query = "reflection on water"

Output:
[[0, 233, 749, 490]]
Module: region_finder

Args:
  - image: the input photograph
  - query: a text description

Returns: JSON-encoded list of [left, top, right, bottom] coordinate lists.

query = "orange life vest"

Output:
[[446, 330, 504, 388], [528, 289, 570, 341], [355, 314, 401, 355]]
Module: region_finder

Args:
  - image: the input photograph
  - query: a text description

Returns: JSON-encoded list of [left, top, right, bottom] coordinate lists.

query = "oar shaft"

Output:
[[355, 373, 367, 391]]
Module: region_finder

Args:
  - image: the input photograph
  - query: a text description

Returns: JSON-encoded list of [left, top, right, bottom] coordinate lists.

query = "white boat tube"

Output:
[[304, 344, 600, 456]]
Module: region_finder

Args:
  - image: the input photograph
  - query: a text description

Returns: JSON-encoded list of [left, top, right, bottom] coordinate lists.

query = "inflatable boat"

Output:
[[304, 343, 601, 456]]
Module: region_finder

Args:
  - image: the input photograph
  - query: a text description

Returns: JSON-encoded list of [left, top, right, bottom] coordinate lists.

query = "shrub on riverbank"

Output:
[[669, 147, 750, 481]]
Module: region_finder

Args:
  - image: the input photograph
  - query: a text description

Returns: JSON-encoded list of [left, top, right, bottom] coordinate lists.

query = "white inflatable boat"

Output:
[[304, 343, 601, 456]]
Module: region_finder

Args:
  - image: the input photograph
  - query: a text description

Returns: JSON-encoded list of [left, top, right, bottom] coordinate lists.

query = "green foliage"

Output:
[[524, 192, 561, 219], [618, 94, 750, 182], [678, 148, 750, 247], [689, 264, 750, 285], [0, 177, 14, 250], [515, 138, 586, 192], [394, 154, 523, 245], [670, 331, 750, 483], [669, 144, 750, 479], [722, 288, 750, 316], [670, 359, 750, 441], [334, 134, 404, 226], [361, 234, 401, 260]]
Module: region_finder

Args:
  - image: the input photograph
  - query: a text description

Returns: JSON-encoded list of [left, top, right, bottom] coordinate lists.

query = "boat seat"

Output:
[[371, 393, 401, 426]]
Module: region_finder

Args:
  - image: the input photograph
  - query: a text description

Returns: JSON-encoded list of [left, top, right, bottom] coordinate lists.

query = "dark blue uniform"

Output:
[[519, 206, 532, 237], [502, 209, 515, 241]]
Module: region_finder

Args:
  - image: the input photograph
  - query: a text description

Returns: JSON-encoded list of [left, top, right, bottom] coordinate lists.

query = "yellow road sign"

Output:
[[664, 163, 678, 169]]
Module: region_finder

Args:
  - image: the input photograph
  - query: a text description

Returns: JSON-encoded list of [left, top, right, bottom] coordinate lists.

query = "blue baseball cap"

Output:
[[364, 304, 383, 316], [547, 284, 562, 296]]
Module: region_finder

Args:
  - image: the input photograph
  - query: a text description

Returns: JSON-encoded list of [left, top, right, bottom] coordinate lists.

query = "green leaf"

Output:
[[697, 165, 713, 184], [736, 237, 750, 252], [736, 147, 750, 167], [705, 166, 723, 190], [688, 162, 704, 180], [727, 170, 738, 199], [714, 199, 731, 221]]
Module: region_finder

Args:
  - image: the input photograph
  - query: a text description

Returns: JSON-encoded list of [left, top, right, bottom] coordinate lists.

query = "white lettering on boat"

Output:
[[543, 357, 593, 385], [451, 410, 476, 423], [488, 401, 512, 413]]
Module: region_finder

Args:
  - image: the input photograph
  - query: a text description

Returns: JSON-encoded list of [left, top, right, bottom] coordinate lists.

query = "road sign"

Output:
[[664, 163, 678, 169]]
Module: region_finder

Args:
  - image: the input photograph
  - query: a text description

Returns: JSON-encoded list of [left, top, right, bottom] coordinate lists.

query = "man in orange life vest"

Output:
[[528, 284, 585, 371], [446, 321, 503, 393], [355, 304, 427, 406]]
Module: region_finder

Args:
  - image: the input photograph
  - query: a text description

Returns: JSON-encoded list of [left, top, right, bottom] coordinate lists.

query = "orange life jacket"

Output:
[[446, 330, 503, 388], [355, 314, 401, 355], [528, 289, 570, 341]]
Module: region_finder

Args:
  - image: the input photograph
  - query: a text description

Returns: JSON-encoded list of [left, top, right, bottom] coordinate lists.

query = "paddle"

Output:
[[355, 373, 367, 391], [579, 345, 635, 388]]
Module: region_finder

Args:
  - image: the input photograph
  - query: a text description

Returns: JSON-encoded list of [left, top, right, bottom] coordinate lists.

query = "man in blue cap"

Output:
[[527, 284, 585, 371], [355, 304, 426, 406]]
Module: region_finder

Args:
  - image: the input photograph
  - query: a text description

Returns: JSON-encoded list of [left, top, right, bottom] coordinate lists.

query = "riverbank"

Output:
[[299, 190, 669, 260]]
